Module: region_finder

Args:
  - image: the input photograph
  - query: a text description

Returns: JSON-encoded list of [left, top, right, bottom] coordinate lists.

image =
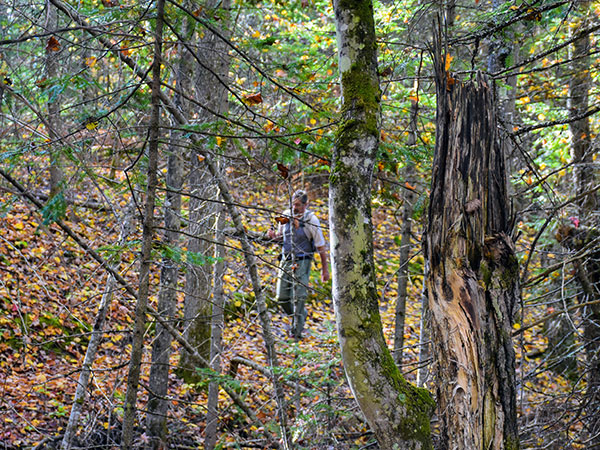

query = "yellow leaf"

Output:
[[264, 121, 275, 132], [85, 56, 97, 67], [14, 222, 24, 230]]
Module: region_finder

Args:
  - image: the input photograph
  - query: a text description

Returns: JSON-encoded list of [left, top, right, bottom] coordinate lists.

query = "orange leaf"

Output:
[[244, 92, 263, 106], [46, 36, 61, 52], [274, 216, 290, 225], [120, 42, 131, 57], [444, 54, 453, 72], [263, 120, 275, 132]]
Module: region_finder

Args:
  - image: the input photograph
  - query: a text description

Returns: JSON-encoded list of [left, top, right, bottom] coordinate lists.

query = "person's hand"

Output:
[[321, 267, 330, 283], [267, 228, 277, 239]]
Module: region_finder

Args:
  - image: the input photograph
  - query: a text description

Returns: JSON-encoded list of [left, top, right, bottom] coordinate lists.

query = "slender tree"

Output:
[[44, 0, 63, 197], [61, 204, 134, 450], [121, 0, 165, 445]]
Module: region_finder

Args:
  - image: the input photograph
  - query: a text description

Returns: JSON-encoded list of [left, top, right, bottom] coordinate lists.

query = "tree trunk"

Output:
[[45, 0, 63, 197], [393, 94, 418, 367], [179, 0, 230, 380], [330, 0, 434, 448], [146, 128, 183, 447], [426, 41, 520, 450], [121, 0, 165, 446], [568, 2, 600, 444], [204, 207, 227, 450]]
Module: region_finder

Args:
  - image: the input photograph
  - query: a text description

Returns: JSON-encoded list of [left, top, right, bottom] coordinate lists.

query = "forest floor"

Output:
[[0, 175, 588, 449]]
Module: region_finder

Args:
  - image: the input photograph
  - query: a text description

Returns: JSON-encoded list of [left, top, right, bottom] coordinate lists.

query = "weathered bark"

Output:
[[121, 0, 165, 446], [426, 43, 520, 450], [330, 0, 434, 448]]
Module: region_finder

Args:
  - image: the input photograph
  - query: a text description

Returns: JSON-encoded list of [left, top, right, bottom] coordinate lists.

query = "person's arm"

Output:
[[267, 226, 282, 242], [316, 245, 330, 282]]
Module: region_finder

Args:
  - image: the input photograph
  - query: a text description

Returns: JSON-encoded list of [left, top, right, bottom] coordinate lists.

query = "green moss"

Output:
[[481, 260, 492, 287], [504, 434, 521, 450], [500, 253, 519, 288], [338, 65, 380, 140], [379, 348, 435, 445]]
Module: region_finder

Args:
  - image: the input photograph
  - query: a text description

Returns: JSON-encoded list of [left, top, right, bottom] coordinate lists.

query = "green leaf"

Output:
[[41, 192, 67, 225]]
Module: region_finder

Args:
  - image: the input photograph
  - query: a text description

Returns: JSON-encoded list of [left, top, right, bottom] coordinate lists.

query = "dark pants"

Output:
[[276, 257, 312, 337]]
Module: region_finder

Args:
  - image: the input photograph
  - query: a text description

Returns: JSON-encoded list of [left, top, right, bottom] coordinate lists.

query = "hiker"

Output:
[[268, 189, 330, 338]]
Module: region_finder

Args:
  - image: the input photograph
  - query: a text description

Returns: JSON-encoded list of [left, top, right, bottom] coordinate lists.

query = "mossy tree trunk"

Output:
[[329, 0, 434, 448], [425, 44, 520, 450]]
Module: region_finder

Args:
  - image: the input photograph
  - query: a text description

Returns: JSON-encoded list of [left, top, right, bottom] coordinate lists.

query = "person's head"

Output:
[[292, 189, 308, 215]]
